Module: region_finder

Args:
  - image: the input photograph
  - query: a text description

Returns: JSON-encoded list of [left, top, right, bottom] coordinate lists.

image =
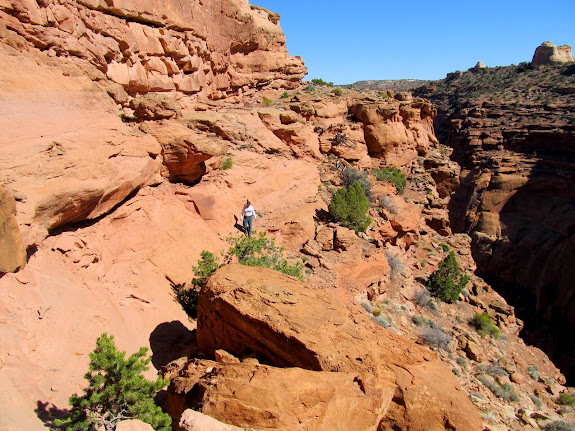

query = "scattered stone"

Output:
[[510, 372, 524, 384], [214, 349, 240, 364], [334, 226, 358, 251], [315, 225, 334, 250], [115, 420, 154, 431], [464, 340, 485, 363], [179, 409, 245, 431], [490, 299, 514, 316]]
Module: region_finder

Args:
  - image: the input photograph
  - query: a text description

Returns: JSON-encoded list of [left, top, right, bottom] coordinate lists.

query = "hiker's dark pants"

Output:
[[243, 216, 253, 237]]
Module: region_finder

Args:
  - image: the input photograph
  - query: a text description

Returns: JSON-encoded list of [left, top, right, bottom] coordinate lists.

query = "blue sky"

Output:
[[252, 0, 575, 84]]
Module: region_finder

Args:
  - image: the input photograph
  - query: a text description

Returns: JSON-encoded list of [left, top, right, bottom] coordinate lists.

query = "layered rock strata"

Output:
[[0, 0, 306, 98]]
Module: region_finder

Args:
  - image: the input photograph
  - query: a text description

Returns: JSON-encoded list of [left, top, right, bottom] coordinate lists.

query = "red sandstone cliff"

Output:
[[0, 0, 306, 98]]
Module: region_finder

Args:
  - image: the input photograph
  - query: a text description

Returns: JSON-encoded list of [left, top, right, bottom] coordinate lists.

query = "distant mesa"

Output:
[[532, 41, 574, 65]]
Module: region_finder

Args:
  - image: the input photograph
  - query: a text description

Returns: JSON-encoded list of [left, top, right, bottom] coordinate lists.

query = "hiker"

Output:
[[240, 200, 257, 237]]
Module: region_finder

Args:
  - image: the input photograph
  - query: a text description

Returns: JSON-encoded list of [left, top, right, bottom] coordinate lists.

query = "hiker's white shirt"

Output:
[[244, 205, 256, 218]]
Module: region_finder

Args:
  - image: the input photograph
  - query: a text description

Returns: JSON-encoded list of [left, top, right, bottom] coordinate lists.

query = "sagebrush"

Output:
[[477, 375, 519, 402], [341, 166, 372, 201], [385, 250, 404, 282], [420, 326, 451, 350], [544, 420, 575, 431]]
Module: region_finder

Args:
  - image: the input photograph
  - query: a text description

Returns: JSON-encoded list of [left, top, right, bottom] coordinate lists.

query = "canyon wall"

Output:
[[0, 1, 481, 428], [416, 59, 575, 382]]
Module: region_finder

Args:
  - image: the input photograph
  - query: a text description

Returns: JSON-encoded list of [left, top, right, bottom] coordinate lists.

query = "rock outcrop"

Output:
[[140, 120, 228, 184], [0, 44, 164, 245], [166, 264, 483, 431], [532, 41, 574, 65], [348, 99, 438, 165], [0, 0, 306, 98]]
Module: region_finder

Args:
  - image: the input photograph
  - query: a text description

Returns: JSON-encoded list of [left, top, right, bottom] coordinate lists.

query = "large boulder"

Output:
[[140, 120, 228, 183], [167, 359, 389, 431], [186, 264, 482, 431]]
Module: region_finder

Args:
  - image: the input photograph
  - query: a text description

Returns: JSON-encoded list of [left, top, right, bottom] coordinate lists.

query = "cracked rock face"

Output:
[[0, 48, 163, 245], [0, 186, 26, 274]]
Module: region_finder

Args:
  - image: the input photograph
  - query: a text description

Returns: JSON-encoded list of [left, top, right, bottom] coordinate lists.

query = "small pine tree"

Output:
[[427, 251, 468, 303], [174, 251, 221, 318], [55, 334, 171, 431], [328, 181, 371, 233]]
